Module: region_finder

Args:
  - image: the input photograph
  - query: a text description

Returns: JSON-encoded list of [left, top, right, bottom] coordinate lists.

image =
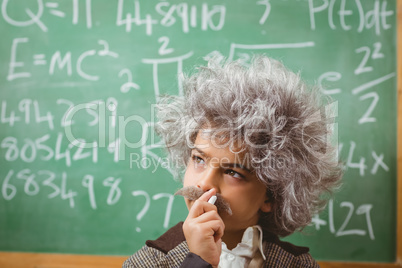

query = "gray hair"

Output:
[[156, 55, 342, 237]]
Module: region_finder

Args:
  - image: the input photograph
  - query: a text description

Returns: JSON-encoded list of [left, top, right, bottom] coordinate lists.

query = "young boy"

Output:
[[123, 55, 342, 267]]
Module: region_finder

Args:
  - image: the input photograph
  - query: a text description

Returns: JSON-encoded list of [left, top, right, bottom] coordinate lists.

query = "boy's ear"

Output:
[[260, 198, 272, 213]]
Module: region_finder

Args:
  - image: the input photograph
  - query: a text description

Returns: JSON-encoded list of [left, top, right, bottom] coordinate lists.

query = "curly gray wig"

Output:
[[156, 55, 342, 237]]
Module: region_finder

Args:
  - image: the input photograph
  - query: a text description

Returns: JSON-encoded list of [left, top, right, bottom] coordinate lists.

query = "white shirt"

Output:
[[218, 226, 266, 268]]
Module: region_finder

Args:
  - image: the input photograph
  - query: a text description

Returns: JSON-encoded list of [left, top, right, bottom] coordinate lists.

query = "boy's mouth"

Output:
[[175, 186, 233, 215]]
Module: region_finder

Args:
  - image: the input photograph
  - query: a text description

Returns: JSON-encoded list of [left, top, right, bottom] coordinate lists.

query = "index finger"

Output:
[[198, 188, 216, 202], [187, 188, 218, 218]]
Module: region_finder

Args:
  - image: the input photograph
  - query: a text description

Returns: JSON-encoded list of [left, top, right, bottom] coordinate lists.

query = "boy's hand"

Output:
[[183, 189, 225, 267]]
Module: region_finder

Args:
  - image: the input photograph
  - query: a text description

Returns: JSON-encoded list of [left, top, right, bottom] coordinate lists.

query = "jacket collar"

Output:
[[146, 221, 310, 257]]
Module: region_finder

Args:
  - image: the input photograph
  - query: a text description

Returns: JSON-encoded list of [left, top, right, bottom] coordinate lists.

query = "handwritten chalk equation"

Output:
[[1, 0, 227, 35], [318, 41, 394, 124], [308, 0, 394, 35], [6, 37, 198, 97], [117, 0, 226, 35], [1, 133, 99, 166], [0, 98, 173, 174], [311, 199, 375, 240], [0, 98, 118, 166], [339, 141, 389, 177], [1, 0, 93, 31], [7, 38, 134, 87], [0, 168, 177, 232], [0, 98, 117, 129]]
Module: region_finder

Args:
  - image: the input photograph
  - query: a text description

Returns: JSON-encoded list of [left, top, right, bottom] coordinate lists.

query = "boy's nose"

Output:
[[196, 168, 218, 192]]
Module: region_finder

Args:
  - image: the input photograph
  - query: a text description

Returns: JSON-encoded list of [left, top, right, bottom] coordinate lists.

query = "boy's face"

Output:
[[183, 130, 271, 233]]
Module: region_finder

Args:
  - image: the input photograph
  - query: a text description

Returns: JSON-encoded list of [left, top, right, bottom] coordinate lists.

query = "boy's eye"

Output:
[[225, 169, 245, 180], [192, 155, 205, 165]]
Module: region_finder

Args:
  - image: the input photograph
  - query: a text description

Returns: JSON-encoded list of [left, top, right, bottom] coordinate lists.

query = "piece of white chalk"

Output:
[[208, 195, 217, 205]]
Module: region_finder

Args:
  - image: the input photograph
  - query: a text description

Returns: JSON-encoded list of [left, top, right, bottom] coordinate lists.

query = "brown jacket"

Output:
[[123, 222, 320, 268]]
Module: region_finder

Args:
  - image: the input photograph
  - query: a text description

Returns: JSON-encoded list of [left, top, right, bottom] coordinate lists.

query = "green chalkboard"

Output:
[[0, 0, 397, 263]]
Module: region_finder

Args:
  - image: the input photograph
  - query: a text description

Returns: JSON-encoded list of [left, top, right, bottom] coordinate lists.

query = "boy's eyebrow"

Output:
[[222, 163, 252, 174], [192, 147, 252, 173], [193, 147, 207, 157]]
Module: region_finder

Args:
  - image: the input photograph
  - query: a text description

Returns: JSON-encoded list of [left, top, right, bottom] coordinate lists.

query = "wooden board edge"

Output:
[[318, 262, 402, 268], [0, 252, 127, 268], [1, 252, 402, 268], [397, 0, 402, 266]]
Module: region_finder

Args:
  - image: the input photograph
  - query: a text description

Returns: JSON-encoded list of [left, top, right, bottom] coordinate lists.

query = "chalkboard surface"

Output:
[[0, 0, 397, 263]]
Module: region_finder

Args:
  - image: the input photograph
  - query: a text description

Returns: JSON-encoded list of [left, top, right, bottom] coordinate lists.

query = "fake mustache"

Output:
[[175, 186, 233, 216]]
